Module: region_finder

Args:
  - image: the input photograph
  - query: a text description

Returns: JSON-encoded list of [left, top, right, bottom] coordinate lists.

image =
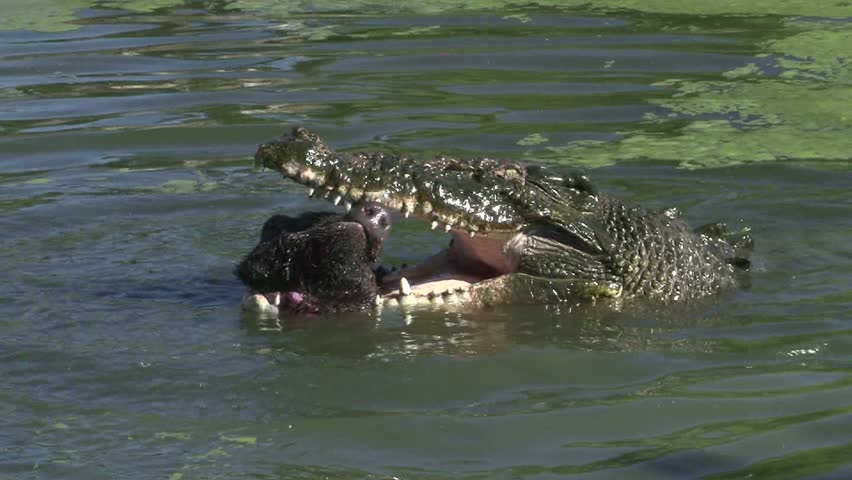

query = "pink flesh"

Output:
[[449, 230, 516, 276], [380, 230, 517, 296]]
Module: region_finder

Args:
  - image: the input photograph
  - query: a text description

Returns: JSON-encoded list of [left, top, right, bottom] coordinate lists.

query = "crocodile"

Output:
[[240, 127, 751, 314]]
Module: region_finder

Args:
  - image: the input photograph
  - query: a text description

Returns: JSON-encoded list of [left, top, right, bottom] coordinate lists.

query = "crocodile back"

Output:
[[600, 196, 742, 301]]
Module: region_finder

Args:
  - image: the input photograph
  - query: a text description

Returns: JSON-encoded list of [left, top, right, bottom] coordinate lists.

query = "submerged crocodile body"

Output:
[[239, 127, 751, 314]]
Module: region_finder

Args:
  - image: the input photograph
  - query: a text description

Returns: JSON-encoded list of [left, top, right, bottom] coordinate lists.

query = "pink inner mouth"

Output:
[[380, 229, 519, 297]]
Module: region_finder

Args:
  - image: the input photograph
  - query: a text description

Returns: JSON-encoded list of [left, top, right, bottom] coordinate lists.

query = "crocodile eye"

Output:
[[293, 126, 309, 139], [495, 164, 525, 182], [565, 174, 596, 195]]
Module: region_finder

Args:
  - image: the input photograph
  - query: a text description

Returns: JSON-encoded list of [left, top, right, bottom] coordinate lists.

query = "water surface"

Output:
[[1, 3, 851, 479]]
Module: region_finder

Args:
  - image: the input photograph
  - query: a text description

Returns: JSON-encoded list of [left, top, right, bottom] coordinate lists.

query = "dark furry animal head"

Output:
[[236, 203, 390, 313]]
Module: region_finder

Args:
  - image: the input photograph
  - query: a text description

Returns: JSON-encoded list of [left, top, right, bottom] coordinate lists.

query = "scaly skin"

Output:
[[249, 127, 751, 310]]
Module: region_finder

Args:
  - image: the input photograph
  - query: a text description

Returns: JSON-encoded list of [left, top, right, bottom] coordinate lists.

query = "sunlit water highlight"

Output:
[[1, 3, 850, 479]]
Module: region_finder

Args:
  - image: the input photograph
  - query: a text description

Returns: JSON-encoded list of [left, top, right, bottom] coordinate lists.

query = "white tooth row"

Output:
[[379, 276, 469, 306], [305, 185, 480, 236], [242, 278, 469, 314]]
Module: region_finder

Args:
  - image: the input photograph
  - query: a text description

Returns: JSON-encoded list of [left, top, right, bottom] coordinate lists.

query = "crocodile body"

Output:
[[240, 127, 751, 313]]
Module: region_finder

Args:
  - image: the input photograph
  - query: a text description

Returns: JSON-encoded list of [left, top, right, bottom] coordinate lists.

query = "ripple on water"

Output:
[[0, 4, 850, 479]]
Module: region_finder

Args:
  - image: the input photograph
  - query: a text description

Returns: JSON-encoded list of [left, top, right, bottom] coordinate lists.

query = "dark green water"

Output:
[[1, 3, 851, 479]]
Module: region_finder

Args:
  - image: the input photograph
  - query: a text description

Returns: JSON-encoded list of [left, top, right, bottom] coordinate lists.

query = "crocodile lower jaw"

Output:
[[241, 226, 521, 314], [378, 228, 520, 305]]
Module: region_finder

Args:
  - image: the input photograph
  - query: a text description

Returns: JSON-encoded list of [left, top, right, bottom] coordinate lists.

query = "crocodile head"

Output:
[[247, 127, 749, 312]]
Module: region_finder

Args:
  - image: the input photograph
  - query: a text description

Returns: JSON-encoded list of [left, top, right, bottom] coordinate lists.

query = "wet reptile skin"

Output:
[[250, 127, 752, 309]]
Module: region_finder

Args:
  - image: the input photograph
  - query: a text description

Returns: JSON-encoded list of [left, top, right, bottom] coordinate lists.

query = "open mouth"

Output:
[[335, 197, 521, 304], [376, 220, 520, 303], [248, 126, 538, 310], [315, 200, 485, 300]]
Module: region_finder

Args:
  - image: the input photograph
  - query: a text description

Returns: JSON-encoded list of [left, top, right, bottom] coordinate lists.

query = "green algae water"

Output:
[[1, 1, 851, 478]]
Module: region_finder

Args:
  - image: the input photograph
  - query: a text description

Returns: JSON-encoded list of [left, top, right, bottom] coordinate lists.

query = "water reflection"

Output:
[[1, 3, 851, 478], [241, 299, 733, 358]]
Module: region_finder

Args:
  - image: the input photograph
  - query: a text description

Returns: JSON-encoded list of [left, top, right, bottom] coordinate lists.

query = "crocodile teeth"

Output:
[[404, 211, 410, 219], [333, 195, 342, 205], [469, 231, 475, 237], [246, 293, 268, 309], [374, 295, 382, 306], [444, 224, 452, 233], [400, 277, 411, 296], [345, 202, 352, 211], [431, 220, 439, 230], [307, 188, 315, 197], [243, 293, 279, 315]]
